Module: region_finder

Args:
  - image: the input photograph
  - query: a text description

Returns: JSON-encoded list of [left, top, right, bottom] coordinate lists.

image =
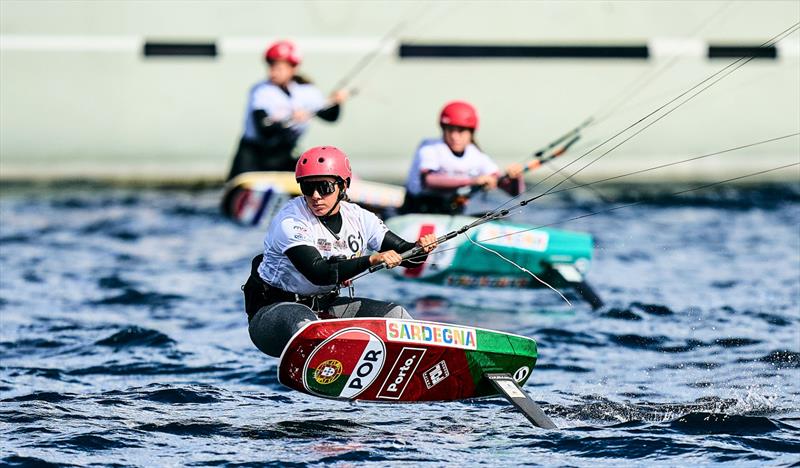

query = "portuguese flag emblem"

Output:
[[303, 328, 386, 399], [313, 359, 343, 385]]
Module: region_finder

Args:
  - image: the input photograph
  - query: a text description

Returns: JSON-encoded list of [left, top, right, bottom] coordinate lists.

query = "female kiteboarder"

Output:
[[226, 40, 349, 180], [243, 145, 438, 357], [401, 100, 525, 214]]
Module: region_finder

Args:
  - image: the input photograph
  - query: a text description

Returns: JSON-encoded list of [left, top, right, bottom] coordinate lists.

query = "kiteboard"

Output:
[[278, 317, 556, 428], [385, 214, 603, 309]]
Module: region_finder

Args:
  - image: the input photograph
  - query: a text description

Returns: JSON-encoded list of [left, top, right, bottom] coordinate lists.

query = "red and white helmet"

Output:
[[296, 146, 353, 186], [264, 40, 301, 66], [439, 100, 479, 130]]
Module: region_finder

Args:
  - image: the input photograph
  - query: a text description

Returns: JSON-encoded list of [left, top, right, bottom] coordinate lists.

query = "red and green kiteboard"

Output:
[[278, 318, 537, 402]]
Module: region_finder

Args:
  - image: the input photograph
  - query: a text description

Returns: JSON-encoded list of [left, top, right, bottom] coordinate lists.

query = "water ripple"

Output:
[[1, 184, 797, 466], [94, 326, 175, 349]]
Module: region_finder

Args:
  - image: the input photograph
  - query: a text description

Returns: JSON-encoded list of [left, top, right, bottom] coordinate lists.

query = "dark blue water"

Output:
[[1, 183, 798, 466]]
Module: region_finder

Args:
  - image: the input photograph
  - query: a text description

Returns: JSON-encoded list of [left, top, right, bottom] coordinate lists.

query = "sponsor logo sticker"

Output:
[[513, 366, 530, 383], [303, 328, 386, 399], [377, 347, 426, 400], [314, 359, 343, 385], [422, 360, 450, 389], [477, 225, 549, 252], [386, 320, 477, 350], [340, 338, 385, 399]]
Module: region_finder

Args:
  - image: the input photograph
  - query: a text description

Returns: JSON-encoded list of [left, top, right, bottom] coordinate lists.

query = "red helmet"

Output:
[[296, 146, 352, 186], [440, 101, 479, 130], [264, 40, 301, 66]]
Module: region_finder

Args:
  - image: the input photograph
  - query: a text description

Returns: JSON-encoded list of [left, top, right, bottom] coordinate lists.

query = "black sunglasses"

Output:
[[299, 180, 338, 197], [441, 124, 472, 133]]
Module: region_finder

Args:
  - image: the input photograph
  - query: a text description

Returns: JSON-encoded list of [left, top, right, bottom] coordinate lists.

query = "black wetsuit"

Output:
[[226, 86, 341, 180], [399, 191, 466, 215], [400, 149, 469, 215], [399, 146, 524, 215], [243, 210, 425, 357], [400, 176, 522, 215], [243, 210, 420, 319]]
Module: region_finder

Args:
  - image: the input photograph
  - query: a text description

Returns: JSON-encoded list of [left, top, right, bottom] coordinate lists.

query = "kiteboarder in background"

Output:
[[243, 145, 438, 357], [400, 100, 525, 214], [226, 40, 350, 180]]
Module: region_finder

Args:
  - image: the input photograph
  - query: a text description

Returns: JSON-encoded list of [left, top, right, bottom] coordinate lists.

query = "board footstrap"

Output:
[[485, 373, 557, 429]]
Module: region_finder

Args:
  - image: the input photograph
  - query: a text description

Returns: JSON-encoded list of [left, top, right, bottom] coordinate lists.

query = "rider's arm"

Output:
[[381, 232, 429, 268], [284, 230, 431, 285], [285, 245, 371, 286], [422, 170, 475, 190]]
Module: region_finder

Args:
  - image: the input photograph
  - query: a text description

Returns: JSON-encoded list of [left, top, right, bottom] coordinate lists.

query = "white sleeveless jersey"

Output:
[[405, 138, 499, 195], [242, 79, 326, 141], [257, 197, 389, 295]]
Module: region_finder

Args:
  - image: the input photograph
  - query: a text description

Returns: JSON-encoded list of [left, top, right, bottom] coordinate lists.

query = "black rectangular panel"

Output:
[[708, 45, 777, 59], [143, 42, 217, 57], [399, 44, 649, 59]]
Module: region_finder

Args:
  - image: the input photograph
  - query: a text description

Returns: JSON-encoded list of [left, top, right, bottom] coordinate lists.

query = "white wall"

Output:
[[1, 0, 798, 182]]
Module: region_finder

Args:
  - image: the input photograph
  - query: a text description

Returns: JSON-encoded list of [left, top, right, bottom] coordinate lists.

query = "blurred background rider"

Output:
[[226, 40, 350, 180], [401, 101, 524, 214]]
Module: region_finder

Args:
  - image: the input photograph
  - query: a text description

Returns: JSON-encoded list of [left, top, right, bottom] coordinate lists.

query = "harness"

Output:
[[243, 254, 339, 319], [261, 280, 339, 311]]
